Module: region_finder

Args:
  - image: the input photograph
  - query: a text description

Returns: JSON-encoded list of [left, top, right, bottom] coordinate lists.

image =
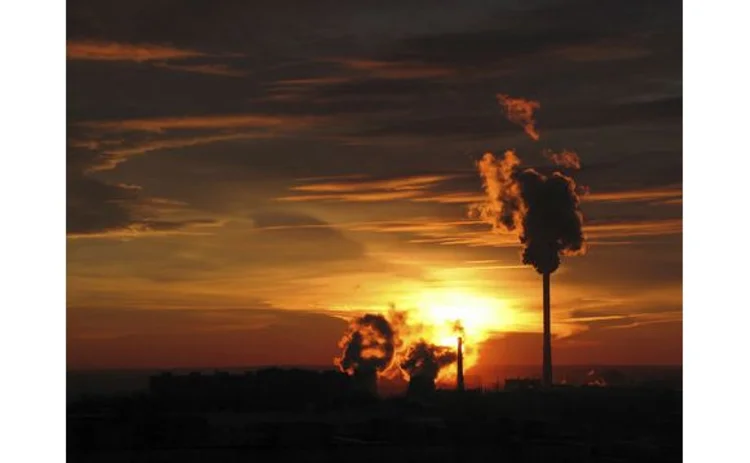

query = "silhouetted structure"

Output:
[[505, 378, 542, 391], [543, 272, 552, 388], [352, 367, 378, 397], [70, 367, 683, 461], [473, 152, 586, 389], [407, 374, 437, 398], [148, 368, 369, 411], [456, 337, 465, 392]]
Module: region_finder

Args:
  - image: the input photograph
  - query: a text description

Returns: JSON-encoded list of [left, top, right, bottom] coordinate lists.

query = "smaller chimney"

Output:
[[457, 337, 465, 392]]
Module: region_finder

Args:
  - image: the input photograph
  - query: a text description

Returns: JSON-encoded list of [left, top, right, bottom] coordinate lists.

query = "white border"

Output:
[[0, 1, 66, 461], [1, 1, 745, 461], [683, 0, 750, 461]]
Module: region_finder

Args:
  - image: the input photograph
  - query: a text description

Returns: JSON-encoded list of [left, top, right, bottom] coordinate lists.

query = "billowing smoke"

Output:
[[470, 150, 585, 274], [335, 310, 475, 395], [399, 341, 457, 383], [497, 94, 541, 141], [544, 149, 581, 170], [335, 313, 397, 378]]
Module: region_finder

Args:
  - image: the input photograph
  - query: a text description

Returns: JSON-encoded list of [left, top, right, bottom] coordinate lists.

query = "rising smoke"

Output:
[[544, 149, 581, 170], [335, 313, 398, 377], [399, 340, 457, 383], [497, 94, 541, 141], [470, 150, 586, 274], [451, 320, 465, 337], [335, 310, 463, 395]]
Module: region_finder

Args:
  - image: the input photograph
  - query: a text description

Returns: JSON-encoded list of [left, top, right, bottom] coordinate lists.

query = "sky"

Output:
[[66, 0, 682, 374]]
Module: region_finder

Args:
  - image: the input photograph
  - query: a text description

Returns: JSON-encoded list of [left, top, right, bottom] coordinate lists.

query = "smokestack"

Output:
[[542, 272, 552, 388], [457, 337, 465, 392], [471, 151, 586, 390]]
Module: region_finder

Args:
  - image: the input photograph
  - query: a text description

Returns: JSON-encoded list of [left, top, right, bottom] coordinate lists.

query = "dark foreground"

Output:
[[68, 387, 681, 462]]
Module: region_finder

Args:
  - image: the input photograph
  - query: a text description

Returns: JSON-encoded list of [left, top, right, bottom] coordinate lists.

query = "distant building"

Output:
[[407, 375, 437, 398], [148, 368, 355, 410], [504, 377, 542, 391], [352, 368, 378, 397]]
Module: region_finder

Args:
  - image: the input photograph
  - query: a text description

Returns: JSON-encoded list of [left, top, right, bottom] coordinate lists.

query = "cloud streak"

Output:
[[67, 218, 224, 240], [79, 114, 322, 133], [87, 133, 269, 171], [276, 173, 683, 209], [585, 219, 682, 239], [584, 186, 682, 204], [277, 174, 458, 202], [67, 40, 204, 61], [290, 174, 455, 193], [152, 62, 248, 77], [276, 191, 422, 203], [333, 59, 455, 79], [257, 216, 680, 247], [67, 141, 224, 238]]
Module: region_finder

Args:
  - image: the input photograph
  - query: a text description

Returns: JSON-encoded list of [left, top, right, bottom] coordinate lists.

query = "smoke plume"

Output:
[[451, 320, 465, 337], [335, 313, 397, 377], [497, 94, 541, 141], [470, 150, 586, 274], [544, 149, 581, 170], [399, 340, 457, 383]]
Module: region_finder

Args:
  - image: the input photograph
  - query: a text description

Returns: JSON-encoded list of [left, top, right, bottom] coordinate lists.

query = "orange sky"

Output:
[[67, 0, 682, 373]]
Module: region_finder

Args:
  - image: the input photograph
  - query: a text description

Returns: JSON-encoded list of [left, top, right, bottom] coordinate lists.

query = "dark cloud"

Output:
[[67, 171, 141, 235], [67, 0, 680, 117], [540, 97, 682, 131], [375, 0, 680, 70], [67, 140, 221, 237]]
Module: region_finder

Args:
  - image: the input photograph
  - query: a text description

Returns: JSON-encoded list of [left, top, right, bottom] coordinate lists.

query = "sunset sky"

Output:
[[66, 0, 682, 373]]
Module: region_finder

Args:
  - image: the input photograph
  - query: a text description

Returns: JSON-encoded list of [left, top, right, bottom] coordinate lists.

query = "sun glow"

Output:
[[400, 288, 519, 380]]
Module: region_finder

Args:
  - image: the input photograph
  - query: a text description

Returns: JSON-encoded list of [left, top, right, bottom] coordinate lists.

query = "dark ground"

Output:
[[68, 372, 681, 463]]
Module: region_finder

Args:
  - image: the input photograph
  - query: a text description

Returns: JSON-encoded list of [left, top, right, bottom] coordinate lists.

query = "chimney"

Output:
[[542, 272, 552, 388], [457, 336, 465, 392]]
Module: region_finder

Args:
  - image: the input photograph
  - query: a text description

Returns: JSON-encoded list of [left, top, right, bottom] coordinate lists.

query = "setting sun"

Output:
[[414, 289, 515, 341], [62, 1, 684, 457], [395, 288, 523, 378]]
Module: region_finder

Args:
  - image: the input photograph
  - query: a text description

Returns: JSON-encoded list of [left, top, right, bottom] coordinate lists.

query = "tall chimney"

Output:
[[542, 272, 552, 388], [457, 336, 465, 392]]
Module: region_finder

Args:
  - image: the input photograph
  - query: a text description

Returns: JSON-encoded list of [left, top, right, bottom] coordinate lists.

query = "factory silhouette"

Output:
[[70, 283, 681, 462], [78, 132, 601, 436], [147, 334, 473, 410], [66, 94, 682, 461]]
